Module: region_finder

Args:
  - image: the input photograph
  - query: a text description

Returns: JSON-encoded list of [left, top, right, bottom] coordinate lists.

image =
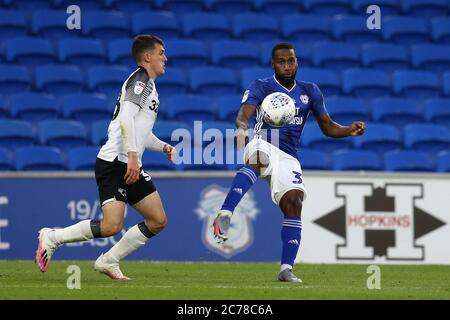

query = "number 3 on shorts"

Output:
[[292, 171, 302, 184]]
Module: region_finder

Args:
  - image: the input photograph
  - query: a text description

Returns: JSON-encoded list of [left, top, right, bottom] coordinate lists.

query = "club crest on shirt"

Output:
[[134, 81, 146, 95], [300, 94, 309, 104]]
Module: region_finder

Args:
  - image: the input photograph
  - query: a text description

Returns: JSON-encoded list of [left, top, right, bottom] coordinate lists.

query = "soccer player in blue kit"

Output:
[[213, 43, 365, 282]]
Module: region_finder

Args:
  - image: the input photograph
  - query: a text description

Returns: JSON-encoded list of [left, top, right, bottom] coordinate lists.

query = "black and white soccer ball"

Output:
[[260, 92, 296, 127]]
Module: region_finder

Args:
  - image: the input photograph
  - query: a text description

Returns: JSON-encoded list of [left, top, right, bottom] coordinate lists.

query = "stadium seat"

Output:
[[62, 93, 110, 124], [261, 41, 313, 66], [332, 15, 381, 43], [197, 121, 236, 149], [68, 146, 100, 171], [401, 0, 449, 18], [182, 13, 230, 41], [132, 11, 179, 40], [58, 38, 106, 68], [326, 97, 371, 125], [181, 146, 229, 171], [6, 37, 55, 67], [371, 98, 423, 127], [424, 99, 450, 127], [0, 64, 30, 94], [216, 94, 242, 122], [302, 124, 352, 153], [255, 0, 299, 14], [437, 151, 450, 172], [142, 150, 177, 171], [411, 44, 450, 72], [444, 72, 450, 97], [404, 124, 450, 154], [0, 147, 14, 171], [361, 43, 409, 71], [165, 39, 208, 67], [189, 67, 238, 95], [303, 0, 352, 14], [384, 150, 434, 172], [0, 10, 27, 38], [297, 148, 331, 170], [15, 146, 67, 171], [154, 0, 205, 13], [342, 69, 391, 98], [9, 93, 59, 122], [108, 38, 134, 67], [298, 68, 340, 97], [312, 41, 360, 70], [393, 70, 441, 98], [166, 95, 215, 123], [39, 120, 89, 149], [83, 11, 130, 41], [88, 66, 130, 98], [152, 120, 191, 145], [109, 0, 153, 12], [205, 0, 253, 14], [155, 67, 188, 96], [382, 16, 429, 45], [352, 0, 401, 15], [0, 119, 35, 148], [211, 40, 260, 68], [91, 120, 109, 146], [0, 95, 7, 118], [232, 13, 280, 41], [32, 10, 82, 40], [35, 65, 83, 96], [281, 14, 331, 43], [240, 67, 273, 91], [332, 150, 382, 171], [431, 17, 450, 43], [58, 0, 103, 10], [353, 122, 402, 154]]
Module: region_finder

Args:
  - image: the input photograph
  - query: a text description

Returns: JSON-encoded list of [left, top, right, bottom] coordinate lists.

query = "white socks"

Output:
[[280, 264, 292, 273], [49, 220, 94, 245]]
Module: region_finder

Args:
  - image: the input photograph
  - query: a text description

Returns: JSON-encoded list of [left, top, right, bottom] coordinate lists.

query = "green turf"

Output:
[[0, 261, 449, 300]]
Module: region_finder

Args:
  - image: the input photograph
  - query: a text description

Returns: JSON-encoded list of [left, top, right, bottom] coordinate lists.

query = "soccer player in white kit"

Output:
[[36, 35, 176, 280]]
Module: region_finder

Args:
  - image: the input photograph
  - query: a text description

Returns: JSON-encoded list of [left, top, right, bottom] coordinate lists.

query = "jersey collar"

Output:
[[273, 75, 296, 93]]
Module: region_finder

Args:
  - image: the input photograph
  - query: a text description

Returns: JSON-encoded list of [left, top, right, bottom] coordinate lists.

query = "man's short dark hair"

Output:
[[132, 35, 164, 63], [272, 42, 296, 59]]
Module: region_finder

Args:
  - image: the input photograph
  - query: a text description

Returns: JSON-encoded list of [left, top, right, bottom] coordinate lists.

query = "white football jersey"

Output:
[[97, 67, 160, 165]]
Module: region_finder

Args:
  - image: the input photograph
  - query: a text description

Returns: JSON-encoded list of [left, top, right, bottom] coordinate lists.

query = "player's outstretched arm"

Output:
[[235, 104, 256, 149], [144, 133, 176, 161], [316, 113, 365, 138]]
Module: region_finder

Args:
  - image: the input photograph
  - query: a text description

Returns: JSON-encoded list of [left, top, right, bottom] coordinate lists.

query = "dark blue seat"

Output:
[[32, 10, 82, 40], [6, 37, 55, 67], [0, 64, 30, 95], [445, 72, 450, 97], [216, 94, 242, 122], [15, 146, 67, 171], [361, 43, 409, 71], [152, 120, 191, 145], [154, 0, 205, 13], [182, 13, 230, 41], [132, 11, 179, 39], [181, 146, 229, 171], [0, 10, 27, 38], [201, 120, 236, 148], [304, 0, 352, 14], [404, 123, 450, 154], [39, 120, 89, 149], [298, 68, 340, 97], [165, 39, 208, 68], [312, 41, 360, 70], [83, 11, 129, 41], [211, 40, 260, 68], [233, 13, 280, 41], [281, 14, 330, 43], [240, 67, 273, 91], [353, 122, 402, 154], [401, 0, 448, 18], [88, 66, 130, 98], [384, 150, 434, 172], [411, 44, 450, 73], [255, 0, 299, 14], [166, 95, 215, 123], [342, 68, 391, 98], [35, 65, 83, 96], [9, 93, 59, 122], [372, 97, 423, 127], [0, 119, 35, 148], [62, 93, 110, 124], [393, 70, 441, 98], [155, 67, 188, 96], [58, 38, 106, 68], [91, 120, 109, 146], [326, 97, 371, 125], [424, 99, 450, 127], [142, 150, 177, 171], [437, 151, 450, 172], [58, 0, 104, 10], [108, 38, 134, 67], [302, 124, 352, 153], [190, 67, 238, 95], [431, 17, 450, 43], [0, 95, 7, 118], [109, 0, 153, 12], [332, 15, 381, 43], [68, 146, 100, 171], [297, 148, 331, 170], [206, 0, 253, 14], [333, 150, 382, 171], [0, 147, 14, 171], [382, 16, 429, 45], [352, 0, 401, 15]]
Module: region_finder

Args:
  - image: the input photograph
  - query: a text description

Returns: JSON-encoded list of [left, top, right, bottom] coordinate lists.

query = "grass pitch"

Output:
[[0, 261, 449, 300]]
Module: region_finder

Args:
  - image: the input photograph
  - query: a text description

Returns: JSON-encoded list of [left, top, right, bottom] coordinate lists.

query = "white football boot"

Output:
[[94, 254, 130, 281], [36, 228, 59, 272]]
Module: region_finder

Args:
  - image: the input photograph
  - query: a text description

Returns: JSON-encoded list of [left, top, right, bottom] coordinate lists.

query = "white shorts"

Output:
[[243, 138, 307, 205]]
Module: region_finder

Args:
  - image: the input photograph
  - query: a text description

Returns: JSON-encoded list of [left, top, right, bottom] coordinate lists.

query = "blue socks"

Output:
[[281, 217, 302, 268], [221, 165, 259, 212]]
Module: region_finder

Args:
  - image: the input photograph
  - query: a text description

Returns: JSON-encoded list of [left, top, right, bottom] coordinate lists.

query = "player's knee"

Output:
[[281, 194, 302, 218], [148, 215, 167, 234], [101, 221, 123, 237]]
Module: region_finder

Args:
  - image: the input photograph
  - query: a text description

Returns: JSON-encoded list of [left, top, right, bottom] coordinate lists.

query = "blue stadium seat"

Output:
[[165, 39, 208, 67], [404, 124, 450, 154], [201, 120, 236, 148], [15, 146, 67, 171], [261, 41, 313, 66], [382, 16, 429, 45], [0, 64, 30, 94], [68, 146, 100, 171], [0, 95, 7, 118], [152, 120, 191, 145], [91, 120, 109, 146], [181, 146, 229, 171], [233, 13, 280, 41], [211, 40, 260, 68], [401, 0, 448, 18], [297, 148, 331, 170], [352, 0, 401, 15], [182, 13, 230, 41], [326, 97, 371, 125], [0, 147, 14, 171], [35, 65, 83, 96], [39, 120, 89, 149], [424, 99, 450, 127], [155, 67, 188, 96], [384, 150, 434, 172], [155, 0, 205, 13], [62, 93, 110, 124], [312, 41, 360, 70], [108, 38, 134, 67], [32, 10, 82, 40], [372, 98, 423, 127], [6, 37, 55, 67], [255, 0, 299, 14], [0, 119, 35, 148], [302, 124, 352, 153], [332, 15, 381, 43], [393, 70, 441, 98], [342, 69, 391, 98], [132, 11, 179, 40], [216, 94, 242, 122], [58, 0, 104, 10], [109, 0, 153, 12], [333, 150, 382, 171], [190, 67, 238, 95], [0, 10, 27, 38], [58, 38, 106, 68], [9, 93, 59, 122], [88, 66, 130, 98], [437, 151, 450, 172], [431, 17, 450, 43], [83, 11, 129, 41], [411, 44, 450, 72], [281, 14, 330, 43], [166, 95, 215, 123], [353, 123, 402, 154], [298, 68, 340, 96], [142, 150, 177, 171], [240, 67, 273, 91], [303, 0, 352, 14], [361, 43, 409, 71], [206, 0, 253, 14], [445, 72, 450, 97]]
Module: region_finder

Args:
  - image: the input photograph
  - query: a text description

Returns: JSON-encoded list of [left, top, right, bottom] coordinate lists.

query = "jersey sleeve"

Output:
[[124, 68, 151, 108], [309, 83, 328, 117], [242, 80, 264, 106]]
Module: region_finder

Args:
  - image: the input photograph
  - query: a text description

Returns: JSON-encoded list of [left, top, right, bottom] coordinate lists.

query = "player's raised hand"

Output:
[[125, 151, 140, 184], [349, 121, 365, 136], [163, 144, 176, 161]]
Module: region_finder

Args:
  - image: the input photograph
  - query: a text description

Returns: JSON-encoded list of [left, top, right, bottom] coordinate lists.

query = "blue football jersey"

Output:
[[242, 75, 328, 160]]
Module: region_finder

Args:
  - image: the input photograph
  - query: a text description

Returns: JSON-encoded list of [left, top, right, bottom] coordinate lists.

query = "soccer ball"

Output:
[[260, 92, 296, 127]]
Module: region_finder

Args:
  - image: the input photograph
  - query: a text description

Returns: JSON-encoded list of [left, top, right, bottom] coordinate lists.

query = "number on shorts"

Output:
[[292, 171, 302, 184]]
